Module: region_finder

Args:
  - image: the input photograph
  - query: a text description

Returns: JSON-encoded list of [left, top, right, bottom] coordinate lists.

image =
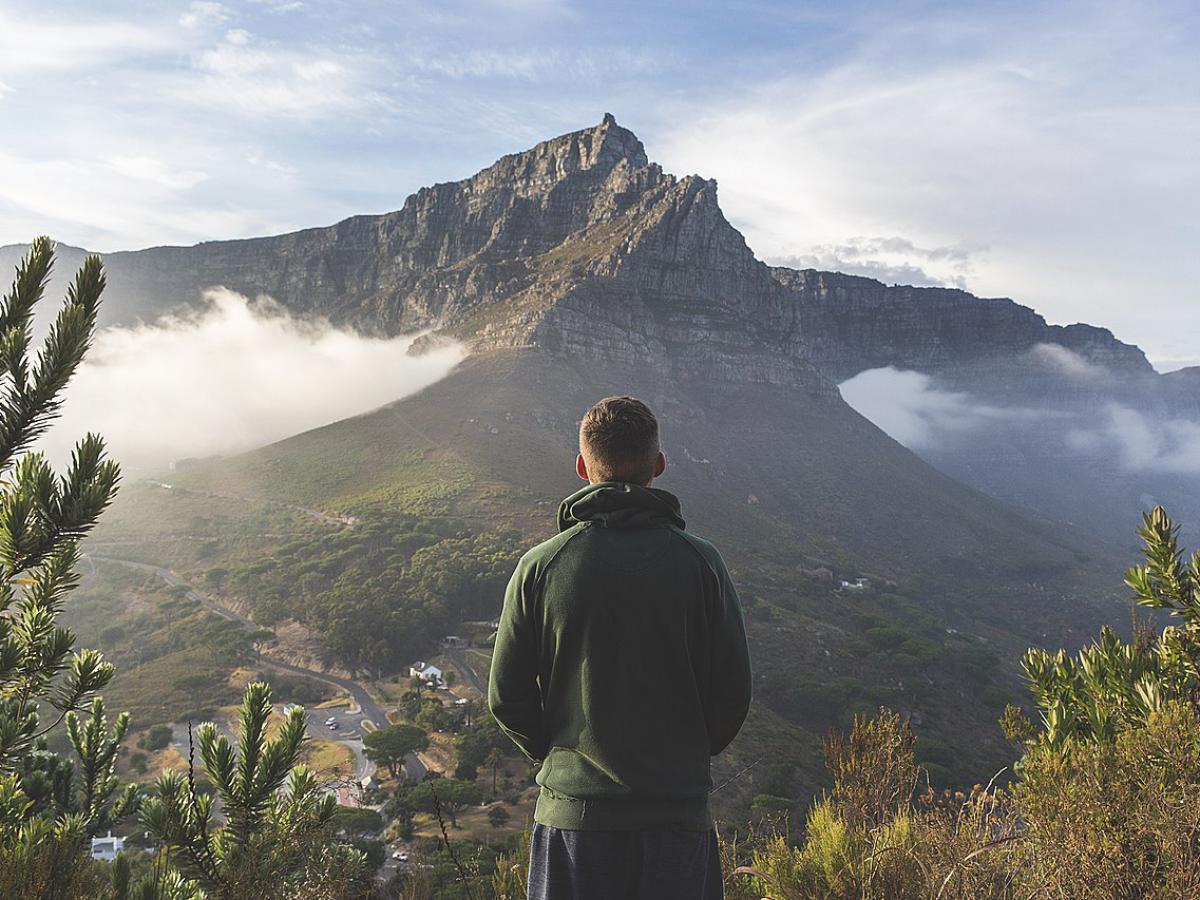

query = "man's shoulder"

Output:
[[668, 526, 728, 574], [516, 523, 590, 574]]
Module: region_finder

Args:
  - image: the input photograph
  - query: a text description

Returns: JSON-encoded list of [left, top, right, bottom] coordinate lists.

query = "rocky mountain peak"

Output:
[[467, 114, 649, 200]]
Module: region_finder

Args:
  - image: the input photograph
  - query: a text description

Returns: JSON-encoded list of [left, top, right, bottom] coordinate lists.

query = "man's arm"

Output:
[[488, 555, 546, 762], [705, 552, 752, 755]]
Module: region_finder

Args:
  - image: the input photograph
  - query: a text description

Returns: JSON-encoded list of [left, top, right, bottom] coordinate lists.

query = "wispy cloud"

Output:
[[1068, 405, 1200, 475], [0, 11, 173, 73], [841, 362, 1200, 475], [1027, 343, 1109, 381], [181, 29, 382, 121], [44, 289, 465, 471], [179, 1, 229, 29]]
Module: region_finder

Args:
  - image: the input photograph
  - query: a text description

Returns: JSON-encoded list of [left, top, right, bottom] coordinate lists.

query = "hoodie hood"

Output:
[[557, 482, 686, 532]]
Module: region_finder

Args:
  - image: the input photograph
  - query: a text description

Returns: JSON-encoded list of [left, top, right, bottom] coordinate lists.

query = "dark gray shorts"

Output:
[[526, 823, 724, 900]]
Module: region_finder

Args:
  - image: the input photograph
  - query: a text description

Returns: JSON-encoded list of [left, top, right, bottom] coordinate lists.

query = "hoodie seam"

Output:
[[667, 527, 723, 586], [535, 522, 593, 592]]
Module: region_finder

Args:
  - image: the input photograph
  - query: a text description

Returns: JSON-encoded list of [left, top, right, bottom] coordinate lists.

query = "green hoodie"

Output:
[[488, 482, 752, 831]]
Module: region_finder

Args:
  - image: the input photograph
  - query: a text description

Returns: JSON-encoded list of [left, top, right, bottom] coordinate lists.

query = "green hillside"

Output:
[[91, 349, 1126, 808]]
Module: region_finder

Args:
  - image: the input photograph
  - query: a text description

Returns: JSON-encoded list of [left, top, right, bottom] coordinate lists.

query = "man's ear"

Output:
[[653, 450, 667, 479], [576, 453, 590, 482]]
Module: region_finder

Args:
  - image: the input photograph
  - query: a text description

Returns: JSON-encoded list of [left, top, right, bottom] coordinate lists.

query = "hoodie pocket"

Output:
[[537, 747, 630, 798]]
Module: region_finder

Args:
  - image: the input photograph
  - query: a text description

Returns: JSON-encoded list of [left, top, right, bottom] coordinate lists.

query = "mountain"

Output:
[[59, 113, 1122, 573], [77, 116, 1140, 808]]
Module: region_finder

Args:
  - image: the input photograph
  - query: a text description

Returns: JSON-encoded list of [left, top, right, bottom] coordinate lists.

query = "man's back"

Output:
[[488, 396, 751, 899], [489, 482, 751, 831]]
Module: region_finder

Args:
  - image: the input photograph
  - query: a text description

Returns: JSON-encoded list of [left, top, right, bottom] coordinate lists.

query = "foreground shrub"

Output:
[[140, 681, 370, 899], [1014, 700, 1200, 898]]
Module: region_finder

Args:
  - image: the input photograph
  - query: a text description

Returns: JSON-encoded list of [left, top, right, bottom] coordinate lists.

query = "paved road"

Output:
[[85, 554, 433, 783]]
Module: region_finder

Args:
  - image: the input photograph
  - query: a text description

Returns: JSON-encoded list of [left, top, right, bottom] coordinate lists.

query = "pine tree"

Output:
[[140, 681, 369, 899], [0, 238, 132, 897]]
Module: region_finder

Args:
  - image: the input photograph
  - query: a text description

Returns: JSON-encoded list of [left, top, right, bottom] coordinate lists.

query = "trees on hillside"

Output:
[[407, 778, 483, 829], [227, 519, 520, 675], [363, 723, 428, 779]]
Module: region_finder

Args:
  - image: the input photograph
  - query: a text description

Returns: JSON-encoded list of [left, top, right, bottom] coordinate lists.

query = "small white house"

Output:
[[409, 661, 443, 685], [91, 832, 126, 861], [839, 577, 870, 591]]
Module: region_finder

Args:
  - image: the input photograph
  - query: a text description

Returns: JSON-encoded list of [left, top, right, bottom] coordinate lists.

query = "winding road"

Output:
[[86, 554, 428, 783]]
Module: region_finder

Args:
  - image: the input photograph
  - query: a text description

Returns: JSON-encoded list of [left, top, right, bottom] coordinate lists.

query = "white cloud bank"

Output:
[[838, 367, 1029, 449], [43, 290, 464, 471], [841, 365, 1200, 474]]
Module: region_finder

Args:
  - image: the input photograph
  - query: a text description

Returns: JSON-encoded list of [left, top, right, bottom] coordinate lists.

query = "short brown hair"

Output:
[[579, 396, 661, 484]]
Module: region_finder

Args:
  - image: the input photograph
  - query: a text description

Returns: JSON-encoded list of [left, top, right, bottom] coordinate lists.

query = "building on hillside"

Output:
[[91, 832, 125, 861], [409, 661, 443, 685], [441, 635, 469, 649], [839, 577, 870, 591]]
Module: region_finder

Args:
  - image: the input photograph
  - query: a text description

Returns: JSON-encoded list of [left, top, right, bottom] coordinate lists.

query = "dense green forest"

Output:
[[218, 511, 518, 675]]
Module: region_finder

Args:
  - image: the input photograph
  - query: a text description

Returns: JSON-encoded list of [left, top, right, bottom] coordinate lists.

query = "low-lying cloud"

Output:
[[43, 289, 464, 471], [841, 365, 1200, 474], [838, 367, 1028, 449], [1070, 406, 1200, 475]]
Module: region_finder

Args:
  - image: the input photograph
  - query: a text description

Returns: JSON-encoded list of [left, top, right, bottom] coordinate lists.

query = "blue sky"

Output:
[[1, 0, 1197, 370]]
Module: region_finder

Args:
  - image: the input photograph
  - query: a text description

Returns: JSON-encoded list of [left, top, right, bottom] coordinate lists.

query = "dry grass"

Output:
[[300, 739, 356, 779]]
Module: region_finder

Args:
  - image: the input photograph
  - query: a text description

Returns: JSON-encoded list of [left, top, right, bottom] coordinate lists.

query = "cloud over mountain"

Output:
[[44, 289, 463, 471]]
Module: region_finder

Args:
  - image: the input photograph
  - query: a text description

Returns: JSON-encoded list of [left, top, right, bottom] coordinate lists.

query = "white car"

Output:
[[391, 851, 409, 862], [325, 716, 337, 726]]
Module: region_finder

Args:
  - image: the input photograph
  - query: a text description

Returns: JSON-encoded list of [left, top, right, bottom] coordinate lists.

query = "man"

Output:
[[489, 396, 752, 899]]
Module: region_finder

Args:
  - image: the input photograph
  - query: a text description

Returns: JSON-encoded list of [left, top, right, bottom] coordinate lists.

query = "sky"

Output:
[[1, 0, 1197, 371]]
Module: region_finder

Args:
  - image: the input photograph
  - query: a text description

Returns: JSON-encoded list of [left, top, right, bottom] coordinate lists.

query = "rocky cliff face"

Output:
[[6, 116, 839, 397], [768, 267, 1155, 384]]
